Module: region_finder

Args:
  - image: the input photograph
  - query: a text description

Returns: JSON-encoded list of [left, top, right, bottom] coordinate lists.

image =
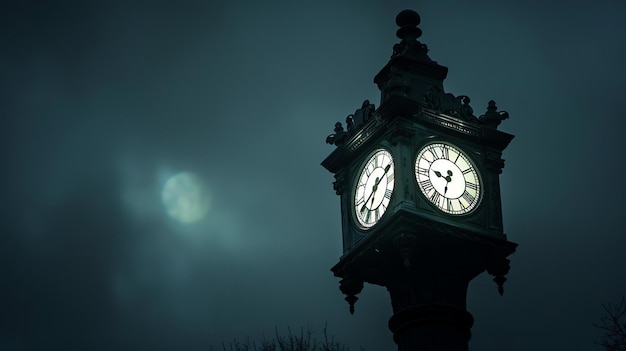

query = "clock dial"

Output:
[[354, 149, 395, 229], [415, 143, 481, 215]]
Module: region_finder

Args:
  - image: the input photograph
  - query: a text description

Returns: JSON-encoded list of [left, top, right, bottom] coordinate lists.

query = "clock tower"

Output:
[[322, 10, 517, 351]]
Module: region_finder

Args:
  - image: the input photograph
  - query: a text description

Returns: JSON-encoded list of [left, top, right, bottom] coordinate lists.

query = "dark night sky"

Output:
[[2, 1, 626, 350]]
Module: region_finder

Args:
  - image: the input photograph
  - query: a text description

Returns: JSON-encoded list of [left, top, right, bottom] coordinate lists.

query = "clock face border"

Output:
[[414, 142, 482, 215], [353, 148, 395, 230]]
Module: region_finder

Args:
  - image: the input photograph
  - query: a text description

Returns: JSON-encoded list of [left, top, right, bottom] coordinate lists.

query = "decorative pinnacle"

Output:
[[487, 258, 512, 296], [396, 10, 422, 41], [479, 100, 510, 129], [339, 278, 363, 315]]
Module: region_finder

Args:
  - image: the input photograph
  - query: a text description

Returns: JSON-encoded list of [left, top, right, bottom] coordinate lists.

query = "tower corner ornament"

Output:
[[321, 9, 518, 351]]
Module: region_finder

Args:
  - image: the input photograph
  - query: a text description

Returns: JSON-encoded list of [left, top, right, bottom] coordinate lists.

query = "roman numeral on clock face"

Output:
[[461, 191, 475, 204], [356, 197, 365, 206], [430, 191, 442, 205], [419, 179, 434, 194], [429, 148, 439, 160], [453, 152, 460, 163], [466, 182, 478, 191], [416, 167, 429, 177], [441, 145, 449, 159], [457, 198, 464, 210]]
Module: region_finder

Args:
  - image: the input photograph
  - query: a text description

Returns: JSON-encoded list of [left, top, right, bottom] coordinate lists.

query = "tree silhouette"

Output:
[[595, 297, 626, 351], [222, 324, 355, 351]]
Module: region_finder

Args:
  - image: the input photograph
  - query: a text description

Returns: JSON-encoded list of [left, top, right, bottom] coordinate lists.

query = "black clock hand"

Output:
[[434, 170, 453, 181], [433, 169, 454, 194], [360, 164, 392, 213], [382, 164, 391, 175], [370, 182, 379, 206], [361, 177, 380, 213], [444, 170, 452, 194]]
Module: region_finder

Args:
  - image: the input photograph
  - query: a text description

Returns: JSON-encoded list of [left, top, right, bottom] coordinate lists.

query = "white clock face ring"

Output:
[[354, 149, 395, 228], [415, 143, 481, 215]]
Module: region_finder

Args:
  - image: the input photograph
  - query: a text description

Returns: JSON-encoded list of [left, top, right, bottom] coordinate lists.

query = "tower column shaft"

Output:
[[387, 276, 474, 351]]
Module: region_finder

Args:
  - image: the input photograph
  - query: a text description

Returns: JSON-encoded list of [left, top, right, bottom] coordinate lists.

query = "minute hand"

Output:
[[361, 164, 392, 213]]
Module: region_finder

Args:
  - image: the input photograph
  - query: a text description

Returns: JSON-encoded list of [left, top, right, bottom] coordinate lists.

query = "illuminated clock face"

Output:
[[415, 143, 481, 215], [354, 149, 395, 229]]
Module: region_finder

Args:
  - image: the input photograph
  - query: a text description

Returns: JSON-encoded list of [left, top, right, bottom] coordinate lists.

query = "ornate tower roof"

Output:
[[324, 9, 512, 153], [374, 10, 449, 103]]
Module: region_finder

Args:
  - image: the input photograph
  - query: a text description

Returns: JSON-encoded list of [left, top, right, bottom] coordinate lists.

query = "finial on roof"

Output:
[[396, 10, 422, 41]]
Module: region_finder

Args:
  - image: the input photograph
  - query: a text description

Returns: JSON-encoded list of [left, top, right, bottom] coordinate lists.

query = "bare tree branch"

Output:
[[594, 296, 626, 351], [224, 324, 353, 351]]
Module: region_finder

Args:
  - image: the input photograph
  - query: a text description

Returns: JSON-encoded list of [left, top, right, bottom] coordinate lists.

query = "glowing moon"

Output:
[[161, 172, 209, 223]]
